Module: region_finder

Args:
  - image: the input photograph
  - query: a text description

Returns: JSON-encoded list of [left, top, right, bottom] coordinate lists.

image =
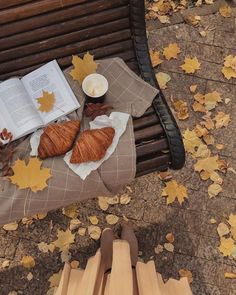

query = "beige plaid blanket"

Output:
[[0, 58, 158, 224]]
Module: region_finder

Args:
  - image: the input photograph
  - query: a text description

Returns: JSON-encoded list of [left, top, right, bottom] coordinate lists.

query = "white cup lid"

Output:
[[82, 73, 108, 98]]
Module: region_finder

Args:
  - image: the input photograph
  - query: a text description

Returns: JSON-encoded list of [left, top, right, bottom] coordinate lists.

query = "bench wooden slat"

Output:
[[136, 139, 168, 158], [133, 114, 159, 130], [0, 6, 129, 51], [0, 18, 130, 63], [136, 154, 170, 175], [135, 125, 164, 143], [0, 0, 35, 10]]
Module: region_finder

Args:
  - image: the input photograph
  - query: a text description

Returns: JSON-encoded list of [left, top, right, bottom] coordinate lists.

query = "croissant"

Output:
[[70, 127, 115, 164], [38, 120, 80, 159]]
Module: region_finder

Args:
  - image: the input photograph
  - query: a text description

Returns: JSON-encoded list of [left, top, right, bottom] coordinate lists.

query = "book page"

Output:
[[21, 60, 80, 125], [0, 78, 43, 140]]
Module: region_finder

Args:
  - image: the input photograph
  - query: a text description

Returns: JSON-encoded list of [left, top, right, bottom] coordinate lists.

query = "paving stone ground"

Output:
[[0, 1, 236, 294]]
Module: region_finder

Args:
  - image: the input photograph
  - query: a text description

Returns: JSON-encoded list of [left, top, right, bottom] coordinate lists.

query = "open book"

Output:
[[0, 60, 80, 141]]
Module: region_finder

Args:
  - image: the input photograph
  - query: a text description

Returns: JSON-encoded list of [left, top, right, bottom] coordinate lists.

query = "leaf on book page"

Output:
[[9, 158, 51, 192], [37, 91, 55, 112], [70, 52, 98, 85]]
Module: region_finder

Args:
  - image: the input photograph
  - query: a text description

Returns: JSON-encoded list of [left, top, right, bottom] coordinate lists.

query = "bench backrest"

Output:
[[0, 0, 142, 80]]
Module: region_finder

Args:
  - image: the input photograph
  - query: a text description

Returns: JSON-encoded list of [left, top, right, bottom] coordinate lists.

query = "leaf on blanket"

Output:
[[181, 57, 201, 74], [70, 52, 98, 84], [106, 214, 119, 225], [161, 180, 188, 205], [53, 229, 75, 252], [163, 43, 181, 60], [9, 158, 51, 192], [37, 91, 55, 113], [3, 222, 18, 231], [21, 256, 35, 269]]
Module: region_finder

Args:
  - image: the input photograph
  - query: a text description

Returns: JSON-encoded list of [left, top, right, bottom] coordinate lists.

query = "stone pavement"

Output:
[[0, 1, 236, 294]]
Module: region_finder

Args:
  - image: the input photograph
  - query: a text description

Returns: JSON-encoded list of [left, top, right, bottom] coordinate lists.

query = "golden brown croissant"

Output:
[[38, 120, 80, 159], [70, 127, 115, 164]]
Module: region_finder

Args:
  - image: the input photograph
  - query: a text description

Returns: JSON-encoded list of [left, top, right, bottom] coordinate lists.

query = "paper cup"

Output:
[[82, 73, 108, 104]]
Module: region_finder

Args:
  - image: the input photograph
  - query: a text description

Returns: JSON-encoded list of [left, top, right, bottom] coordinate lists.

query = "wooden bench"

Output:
[[0, 0, 185, 177]]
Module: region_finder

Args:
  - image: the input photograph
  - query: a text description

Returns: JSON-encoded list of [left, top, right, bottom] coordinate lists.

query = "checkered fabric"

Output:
[[0, 58, 159, 224]]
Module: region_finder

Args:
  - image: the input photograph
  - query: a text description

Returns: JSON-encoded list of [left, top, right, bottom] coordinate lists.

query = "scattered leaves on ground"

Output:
[[37, 91, 55, 113], [161, 180, 188, 205], [38, 242, 55, 253], [106, 214, 119, 225], [219, 5, 232, 18], [190, 84, 197, 93], [222, 55, 236, 80], [214, 112, 231, 129], [156, 72, 171, 89], [208, 183, 222, 198], [218, 237, 235, 257], [150, 49, 163, 67], [171, 98, 189, 120], [21, 256, 35, 269], [181, 57, 201, 74], [53, 229, 75, 252], [27, 272, 33, 281], [217, 222, 230, 237], [163, 43, 181, 60], [9, 158, 51, 192], [183, 129, 202, 154]]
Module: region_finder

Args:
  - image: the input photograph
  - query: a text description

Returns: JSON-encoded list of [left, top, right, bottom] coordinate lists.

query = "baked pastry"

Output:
[[38, 120, 80, 159], [70, 127, 115, 164]]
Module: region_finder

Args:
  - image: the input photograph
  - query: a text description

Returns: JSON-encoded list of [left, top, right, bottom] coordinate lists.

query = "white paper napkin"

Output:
[[64, 112, 130, 180]]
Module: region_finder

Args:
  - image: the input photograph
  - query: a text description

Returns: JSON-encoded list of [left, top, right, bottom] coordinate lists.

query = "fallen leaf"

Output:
[[120, 194, 131, 205], [106, 214, 119, 225], [70, 260, 80, 269], [199, 30, 207, 37], [98, 196, 109, 211], [204, 91, 222, 110], [221, 66, 236, 80], [200, 114, 215, 130], [38, 242, 55, 253], [228, 214, 236, 228], [163, 43, 181, 60], [208, 183, 222, 198], [21, 256, 35, 269], [185, 15, 201, 26], [203, 134, 215, 145], [171, 99, 189, 120], [194, 125, 209, 138], [69, 218, 82, 231], [1, 260, 10, 268], [224, 272, 236, 279], [158, 171, 172, 181], [194, 92, 205, 104], [49, 270, 62, 287], [62, 204, 79, 219], [179, 269, 193, 283], [166, 233, 175, 243], [210, 171, 223, 184], [70, 52, 98, 85], [150, 49, 163, 67], [154, 244, 164, 254], [157, 15, 171, 24], [164, 242, 174, 252], [194, 156, 220, 180], [88, 225, 101, 240], [27, 272, 33, 281], [218, 237, 235, 256], [194, 143, 211, 158], [225, 98, 231, 104], [205, 0, 214, 4], [89, 215, 99, 225], [190, 84, 197, 93], [37, 91, 55, 113], [151, 0, 172, 14], [53, 229, 75, 252], [217, 222, 230, 237], [224, 55, 236, 71], [219, 5, 232, 18], [182, 129, 202, 154], [3, 222, 18, 231], [156, 72, 171, 89], [78, 227, 86, 236], [47, 288, 57, 295], [161, 180, 188, 205], [192, 101, 207, 113], [181, 57, 201, 74], [210, 218, 217, 224], [216, 144, 225, 150], [9, 158, 51, 193], [214, 112, 230, 128]]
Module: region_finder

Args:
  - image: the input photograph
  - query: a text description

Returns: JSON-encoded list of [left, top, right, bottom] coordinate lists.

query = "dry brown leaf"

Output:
[[217, 223, 230, 237], [181, 57, 201, 73], [1, 260, 10, 268], [33, 213, 47, 220], [204, 91, 222, 110], [150, 50, 163, 67], [224, 272, 236, 279], [200, 114, 215, 130], [208, 183, 222, 198], [199, 30, 207, 37], [38, 242, 55, 253], [53, 229, 75, 252], [194, 125, 209, 138], [179, 269, 193, 283], [163, 43, 181, 60], [214, 112, 231, 129], [228, 214, 236, 228], [88, 225, 101, 240], [106, 214, 119, 225], [192, 101, 207, 113], [182, 129, 202, 154], [48, 270, 62, 288], [164, 242, 174, 252], [3, 222, 18, 231], [158, 171, 172, 181], [203, 134, 215, 145], [194, 156, 220, 179], [210, 171, 223, 184], [194, 143, 211, 158], [98, 196, 109, 211], [78, 227, 86, 237], [62, 204, 79, 219], [21, 256, 35, 269], [161, 180, 188, 205], [171, 99, 189, 120], [221, 66, 236, 80], [154, 244, 164, 254], [27, 272, 33, 281], [156, 72, 171, 89], [37, 91, 55, 113], [70, 52, 98, 84], [185, 15, 201, 26], [218, 237, 235, 257], [120, 194, 131, 205], [151, 0, 172, 14], [219, 5, 232, 18], [157, 15, 171, 24], [190, 84, 197, 93], [224, 55, 236, 71], [166, 233, 175, 243], [194, 92, 205, 104], [70, 260, 80, 269], [9, 158, 51, 193], [89, 216, 99, 225]]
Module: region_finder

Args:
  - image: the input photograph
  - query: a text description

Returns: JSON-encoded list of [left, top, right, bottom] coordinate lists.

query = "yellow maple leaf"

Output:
[[214, 112, 231, 129], [194, 156, 220, 180], [204, 91, 222, 110], [181, 57, 201, 74], [182, 129, 202, 154], [70, 52, 98, 84], [151, 0, 172, 14], [228, 214, 236, 228], [171, 99, 189, 120], [21, 256, 35, 269], [163, 43, 181, 60], [156, 72, 171, 89], [150, 49, 163, 67], [192, 101, 207, 113], [53, 229, 75, 252], [224, 55, 236, 71], [37, 91, 55, 112], [9, 158, 51, 192], [161, 180, 188, 205], [194, 92, 205, 104], [219, 5, 232, 18], [218, 237, 235, 257], [221, 66, 236, 80]]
